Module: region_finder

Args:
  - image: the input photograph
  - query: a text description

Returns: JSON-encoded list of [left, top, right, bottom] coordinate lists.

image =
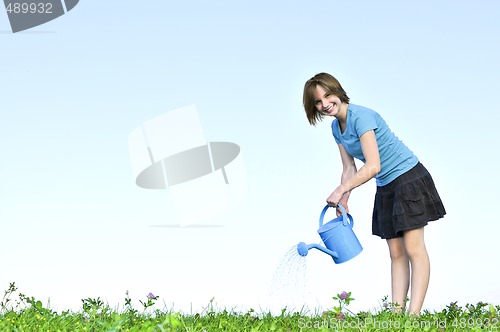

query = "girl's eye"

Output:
[[325, 93, 330, 97], [315, 100, 321, 105]]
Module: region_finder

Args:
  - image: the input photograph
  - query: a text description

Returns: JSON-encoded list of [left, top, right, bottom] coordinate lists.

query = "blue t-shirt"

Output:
[[331, 103, 419, 186]]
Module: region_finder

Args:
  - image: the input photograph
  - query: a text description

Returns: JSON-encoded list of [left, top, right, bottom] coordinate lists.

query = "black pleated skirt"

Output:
[[372, 162, 446, 239]]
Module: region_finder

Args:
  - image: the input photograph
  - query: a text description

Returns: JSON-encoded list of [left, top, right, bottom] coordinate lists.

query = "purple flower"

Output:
[[383, 302, 389, 308], [339, 291, 349, 301], [147, 292, 155, 299], [337, 312, 345, 320]]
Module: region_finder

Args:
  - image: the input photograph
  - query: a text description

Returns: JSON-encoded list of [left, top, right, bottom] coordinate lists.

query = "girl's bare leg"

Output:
[[386, 237, 410, 312], [403, 227, 430, 315]]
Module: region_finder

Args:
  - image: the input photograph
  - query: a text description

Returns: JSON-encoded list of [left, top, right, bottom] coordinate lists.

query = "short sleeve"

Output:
[[331, 119, 341, 144], [353, 108, 378, 136]]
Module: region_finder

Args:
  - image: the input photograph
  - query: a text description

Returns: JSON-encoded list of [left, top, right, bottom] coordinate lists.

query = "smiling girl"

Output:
[[302, 72, 446, 315]]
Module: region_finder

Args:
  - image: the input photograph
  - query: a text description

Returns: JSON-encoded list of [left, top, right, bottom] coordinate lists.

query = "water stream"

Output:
[[267, 244, 309, 313]]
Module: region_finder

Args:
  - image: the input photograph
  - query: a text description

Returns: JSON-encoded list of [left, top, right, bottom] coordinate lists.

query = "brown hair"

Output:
[[303, 73, 350, 126]]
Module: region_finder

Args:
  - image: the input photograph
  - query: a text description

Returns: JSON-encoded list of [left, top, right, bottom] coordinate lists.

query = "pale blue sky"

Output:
[[1, 0, 499, 313]]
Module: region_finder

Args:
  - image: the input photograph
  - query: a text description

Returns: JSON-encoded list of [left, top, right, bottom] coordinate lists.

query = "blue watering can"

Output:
[[297, 204, 363, 264]]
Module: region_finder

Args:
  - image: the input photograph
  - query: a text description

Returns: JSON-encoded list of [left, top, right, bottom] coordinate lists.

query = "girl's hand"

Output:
[[337, 197, 349, 217], [327, 185, 350, 217], [326, 185, 345, 208]]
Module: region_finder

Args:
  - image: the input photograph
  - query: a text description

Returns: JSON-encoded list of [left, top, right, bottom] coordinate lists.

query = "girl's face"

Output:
[[313, 85, 342, 117]]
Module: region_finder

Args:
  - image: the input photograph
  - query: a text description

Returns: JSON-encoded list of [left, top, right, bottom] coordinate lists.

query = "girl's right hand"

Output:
[[327, 185, 349, 217]]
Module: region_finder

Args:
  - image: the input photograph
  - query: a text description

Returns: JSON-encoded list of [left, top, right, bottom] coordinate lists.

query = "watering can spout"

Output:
[[297, 242, 339, 259]]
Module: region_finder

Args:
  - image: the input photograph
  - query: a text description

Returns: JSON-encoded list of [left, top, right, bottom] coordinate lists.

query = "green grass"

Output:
[[1, 282, 498, 331]]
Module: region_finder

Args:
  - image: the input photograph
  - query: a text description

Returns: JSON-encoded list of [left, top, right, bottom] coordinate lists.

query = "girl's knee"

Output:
[[389, 247, 408, 261], [402, 228, 428, 258], [405, 244, 428, 261], [387, 238, 407, 260]]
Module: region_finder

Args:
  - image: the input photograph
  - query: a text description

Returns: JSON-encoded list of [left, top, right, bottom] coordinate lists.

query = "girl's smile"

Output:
[[312, 85, 345, 118]]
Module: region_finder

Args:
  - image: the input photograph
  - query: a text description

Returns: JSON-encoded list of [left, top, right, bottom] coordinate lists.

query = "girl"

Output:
[[302, 72, 446, 315]]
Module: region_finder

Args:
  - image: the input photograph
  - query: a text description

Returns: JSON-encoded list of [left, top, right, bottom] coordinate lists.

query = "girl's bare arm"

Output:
[[327, 130, 381, 206]]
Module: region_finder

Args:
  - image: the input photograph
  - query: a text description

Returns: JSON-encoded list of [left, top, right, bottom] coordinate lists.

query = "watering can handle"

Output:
[[319, 203, 353, 228]]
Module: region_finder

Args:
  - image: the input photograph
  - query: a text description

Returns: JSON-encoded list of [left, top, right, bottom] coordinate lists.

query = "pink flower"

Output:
[[147, 292, 155, 299], [339, 291, 348, 301]]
